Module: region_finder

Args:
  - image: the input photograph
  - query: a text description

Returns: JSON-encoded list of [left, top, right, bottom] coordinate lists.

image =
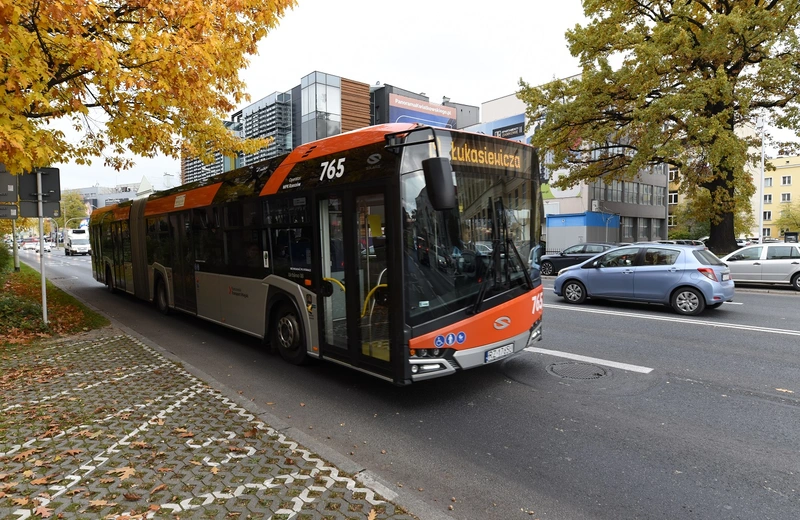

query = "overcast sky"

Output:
[[55, 0, 793, 192], [56, 0, 587, 190]]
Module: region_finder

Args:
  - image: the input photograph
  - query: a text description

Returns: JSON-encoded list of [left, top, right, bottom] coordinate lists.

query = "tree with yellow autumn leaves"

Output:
[[0, 0, 296, 175]]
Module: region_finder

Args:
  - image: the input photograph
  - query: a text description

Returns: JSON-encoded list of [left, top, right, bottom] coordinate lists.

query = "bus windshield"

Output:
[[400, 130, 538, 326]]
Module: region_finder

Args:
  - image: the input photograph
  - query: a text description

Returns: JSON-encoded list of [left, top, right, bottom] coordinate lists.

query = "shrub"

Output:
[[0, 245, 12, 276]]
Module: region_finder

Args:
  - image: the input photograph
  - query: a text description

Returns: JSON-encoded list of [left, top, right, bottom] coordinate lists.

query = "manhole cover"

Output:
[[546, 362, 607, 380]]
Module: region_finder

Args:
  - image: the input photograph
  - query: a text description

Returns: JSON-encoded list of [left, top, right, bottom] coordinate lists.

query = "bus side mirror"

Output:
[[422, 157, 456, 211]]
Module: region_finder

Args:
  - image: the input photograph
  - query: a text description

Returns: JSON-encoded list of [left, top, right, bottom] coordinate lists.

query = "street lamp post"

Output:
[[757, 119, 765, 244]]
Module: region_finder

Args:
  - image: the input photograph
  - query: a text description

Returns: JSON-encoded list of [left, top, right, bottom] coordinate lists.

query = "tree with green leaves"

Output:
[[669, 195, 754, 248], [773, 201, 800, 235], [519, 0, 800, 253], [58, 193, 89, 231]]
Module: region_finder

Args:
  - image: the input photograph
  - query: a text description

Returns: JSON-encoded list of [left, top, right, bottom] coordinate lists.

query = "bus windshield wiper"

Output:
[[470, 237, 500, 315]]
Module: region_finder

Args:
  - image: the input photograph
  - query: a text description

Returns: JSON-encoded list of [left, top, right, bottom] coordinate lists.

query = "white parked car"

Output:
[[720, 243, 800, 291], [34, 241, 51, 253]]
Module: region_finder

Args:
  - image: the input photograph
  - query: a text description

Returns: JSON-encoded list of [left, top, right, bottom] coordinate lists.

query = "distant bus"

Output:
[[90, 123, 544, 384]]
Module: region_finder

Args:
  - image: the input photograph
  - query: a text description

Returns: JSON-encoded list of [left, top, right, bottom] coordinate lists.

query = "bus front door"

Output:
[[318, 192, 391, 376]]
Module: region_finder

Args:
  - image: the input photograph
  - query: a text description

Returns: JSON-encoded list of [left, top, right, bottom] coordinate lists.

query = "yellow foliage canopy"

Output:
[[0, 0, 296, 174]]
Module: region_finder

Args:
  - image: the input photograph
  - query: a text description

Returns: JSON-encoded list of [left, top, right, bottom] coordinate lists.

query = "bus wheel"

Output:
[[105, 267, 115, 294], [272, 303, 307, 365], [155, 278, 170, 315]]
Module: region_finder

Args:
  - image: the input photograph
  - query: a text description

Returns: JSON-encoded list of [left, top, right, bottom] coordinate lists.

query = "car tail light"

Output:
[[697, 267, 718, 281]]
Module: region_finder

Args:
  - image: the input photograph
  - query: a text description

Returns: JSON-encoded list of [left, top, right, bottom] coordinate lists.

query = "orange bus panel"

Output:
[[260, 123, 417, 196], [408, 285, 544, 352], [143, 183, 222, 217]]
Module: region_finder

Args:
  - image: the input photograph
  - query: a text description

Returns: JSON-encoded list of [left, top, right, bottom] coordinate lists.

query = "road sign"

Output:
[[19, 201, 60, 218], [0, 170, 17, 203], [0, 204, 18, 219], [18, 167, 61, 202]]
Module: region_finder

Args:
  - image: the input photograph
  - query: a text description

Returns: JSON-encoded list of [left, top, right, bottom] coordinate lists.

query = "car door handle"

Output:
[[792, 261, 799, 265], [623, 269, 634, 274], [753, 262, 761, 265]]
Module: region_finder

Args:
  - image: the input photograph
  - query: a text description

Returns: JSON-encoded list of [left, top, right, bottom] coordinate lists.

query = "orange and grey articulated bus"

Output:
[[90, 123, 544, 384]]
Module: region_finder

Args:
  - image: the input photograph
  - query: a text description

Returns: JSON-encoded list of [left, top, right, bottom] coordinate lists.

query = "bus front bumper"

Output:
[[410, 319, 543, 382]]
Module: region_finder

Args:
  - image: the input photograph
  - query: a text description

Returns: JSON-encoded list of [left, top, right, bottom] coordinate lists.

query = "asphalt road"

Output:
[[21, 249, 800, 520]]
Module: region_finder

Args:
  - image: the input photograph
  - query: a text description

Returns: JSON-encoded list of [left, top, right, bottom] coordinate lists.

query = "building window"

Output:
[[654, 186, 665, 206], [764, 194, 772, 204], [668, 191, 679, 205], [668, 166, 679, 182], [638, 218, 649, 240], [764, 211, 772, 221], [624, 182, 638, 204], [667, 215, 676, 227], [652, 218, 663, 240], [781, 193, 792, 203], [781, 175, 791, 186], [610, 180, 622, 202], [640, 184, 653, 205], [764, 177, 773, 187], [763, 227, 771, 237], [622, 217, 634, 239]]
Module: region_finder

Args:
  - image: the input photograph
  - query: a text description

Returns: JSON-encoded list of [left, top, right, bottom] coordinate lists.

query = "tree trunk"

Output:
[[707, 210, 737, 255], [704, 173, 739, 255]]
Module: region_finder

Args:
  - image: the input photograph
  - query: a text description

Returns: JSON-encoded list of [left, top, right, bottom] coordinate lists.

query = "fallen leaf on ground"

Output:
[[33, 505, 53, 518], [89, 500, 116, 507], [12, 448, 40, 462], [106, 467, 136, 481]]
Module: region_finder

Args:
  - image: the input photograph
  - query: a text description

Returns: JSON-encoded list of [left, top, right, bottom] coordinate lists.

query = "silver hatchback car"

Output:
[[553, 244, 735, 315], [720, 243, 800, 291]]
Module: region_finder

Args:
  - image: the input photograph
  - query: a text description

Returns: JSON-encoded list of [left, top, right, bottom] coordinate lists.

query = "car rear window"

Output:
[[693, 250, 724, 265]]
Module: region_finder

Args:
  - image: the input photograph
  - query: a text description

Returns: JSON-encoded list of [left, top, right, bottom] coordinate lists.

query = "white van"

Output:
[[65, 228, 91, 256]]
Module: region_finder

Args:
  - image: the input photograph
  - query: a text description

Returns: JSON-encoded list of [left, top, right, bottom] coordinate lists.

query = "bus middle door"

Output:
[[169, 212, 197, 313]]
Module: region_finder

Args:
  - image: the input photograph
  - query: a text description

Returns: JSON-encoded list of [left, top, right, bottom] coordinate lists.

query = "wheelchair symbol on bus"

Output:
[[434, 336, 445, 348]]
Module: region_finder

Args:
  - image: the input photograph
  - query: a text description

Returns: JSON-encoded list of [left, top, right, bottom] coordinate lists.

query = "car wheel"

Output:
[[155, 278, 170, 315], [792, 273, 800, 292], [671, 287, 705, 316], [540, 261, 554, 276], [562, 280, 586, 304], [272, 303, 308, 365]]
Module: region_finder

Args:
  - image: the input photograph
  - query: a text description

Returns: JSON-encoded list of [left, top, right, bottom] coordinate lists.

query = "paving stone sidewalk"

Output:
[[0, 329, 419, 520]]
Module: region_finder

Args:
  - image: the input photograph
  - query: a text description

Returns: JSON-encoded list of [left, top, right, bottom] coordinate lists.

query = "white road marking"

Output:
[[524, 346, 654, 373], [547, 303, 800, 336]]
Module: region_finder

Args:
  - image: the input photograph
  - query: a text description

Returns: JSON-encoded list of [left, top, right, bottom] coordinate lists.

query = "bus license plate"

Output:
[[485, 344, 514, 364]]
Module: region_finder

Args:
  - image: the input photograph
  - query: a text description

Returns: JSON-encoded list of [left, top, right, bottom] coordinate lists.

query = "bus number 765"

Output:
[[320, 158, 346, 181]]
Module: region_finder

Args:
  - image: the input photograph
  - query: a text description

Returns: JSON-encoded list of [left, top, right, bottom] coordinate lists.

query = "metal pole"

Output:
[[36, 170, 48, 324], [11, 219, 20, 272], [758, 122, 765, 244]]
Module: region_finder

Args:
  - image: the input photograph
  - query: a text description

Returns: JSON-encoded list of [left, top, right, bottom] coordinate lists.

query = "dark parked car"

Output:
[[553, 244, 734, 315], [539, 242, 617, 276]]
